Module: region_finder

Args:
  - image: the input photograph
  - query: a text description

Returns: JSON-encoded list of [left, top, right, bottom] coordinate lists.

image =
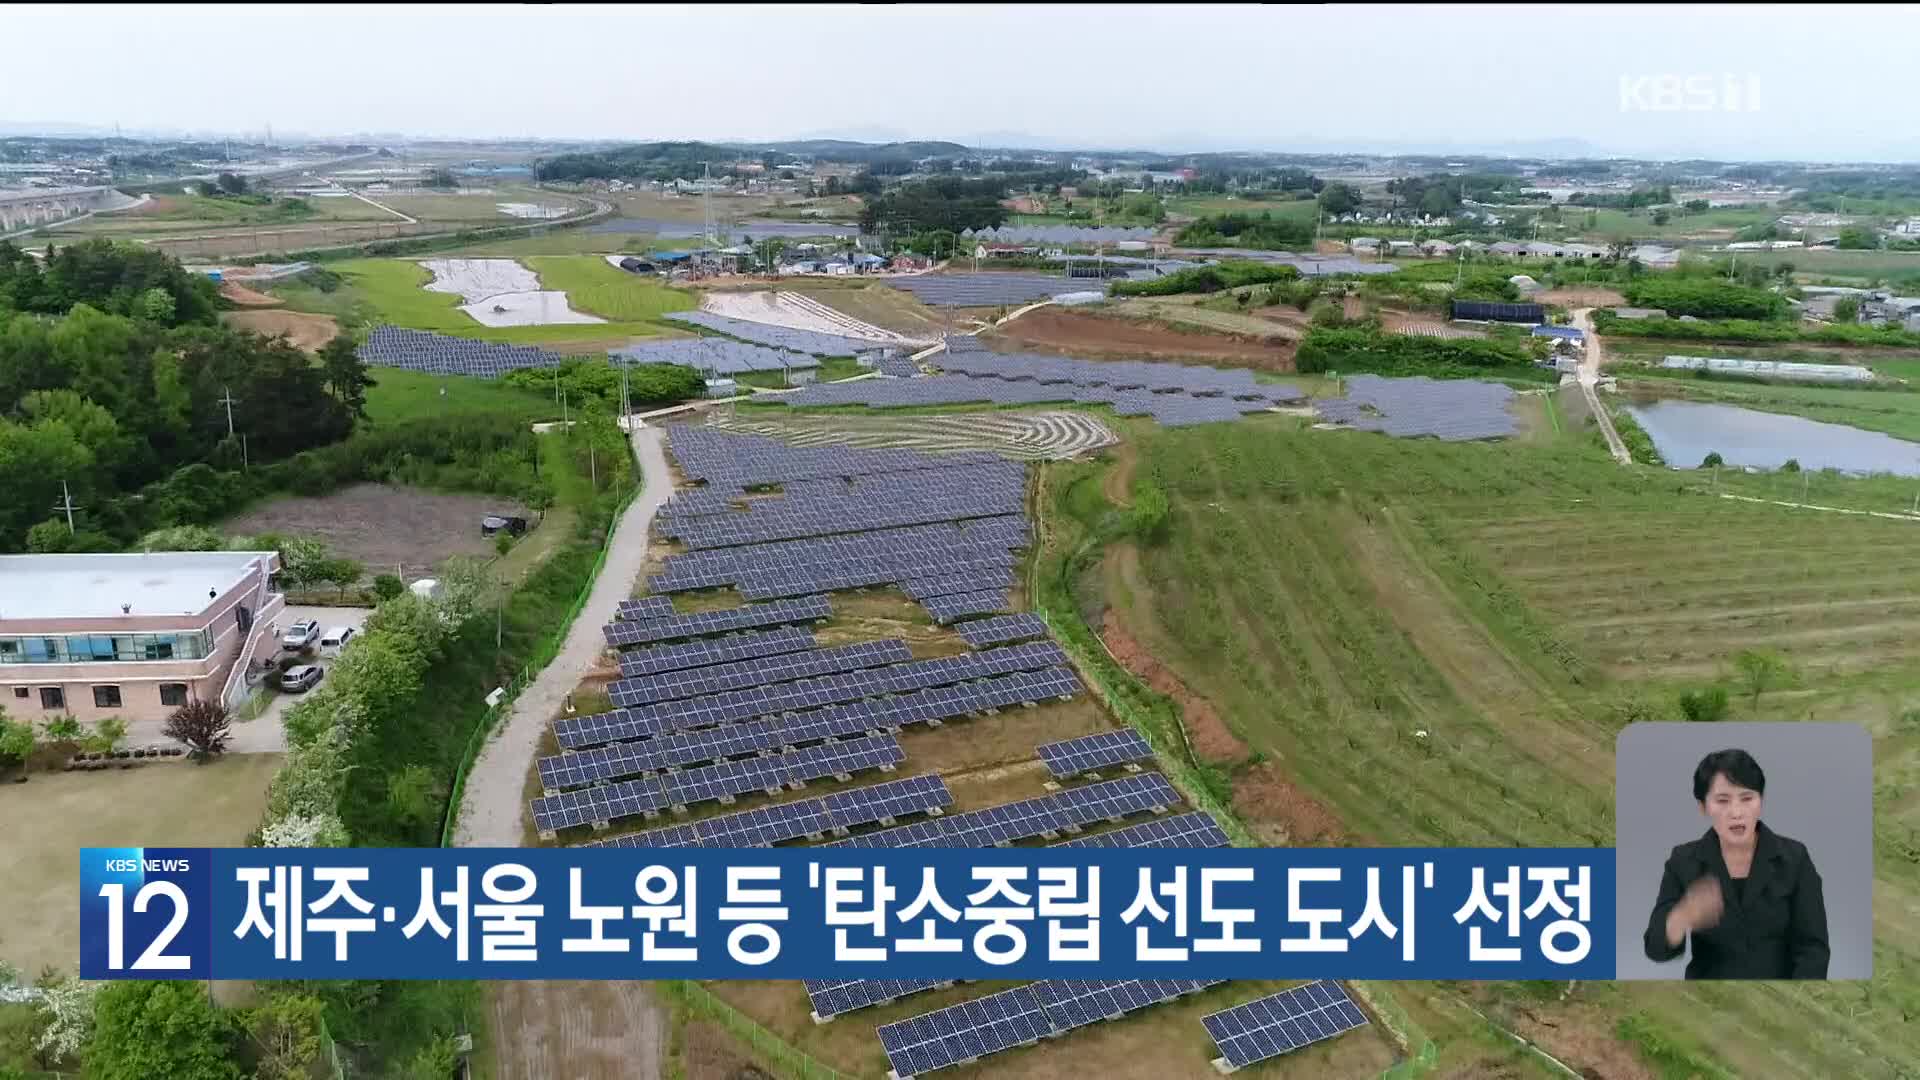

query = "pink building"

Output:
[[0, 551, 284, 724]]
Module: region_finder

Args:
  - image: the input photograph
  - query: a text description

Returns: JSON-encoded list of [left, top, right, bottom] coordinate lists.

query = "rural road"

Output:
[[1571, 307, 1632, 465], [350, 188, 416, 223], [453, 424, 671, 847]]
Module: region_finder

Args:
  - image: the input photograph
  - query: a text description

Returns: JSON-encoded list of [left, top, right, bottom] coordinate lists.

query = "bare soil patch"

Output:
[[1537, 287, 1628, 308], [680, 1016, 767, 1080], [988, 306, 1294, 369], [219, 279, 283, 306], [222, 309, 340, 352], [486, 980, 664, 1080], [1230, 760, 1348, 847], [1100, 608, 1247, 766], [1380, 311, 1488, 339], [223, 482, 527, 580]]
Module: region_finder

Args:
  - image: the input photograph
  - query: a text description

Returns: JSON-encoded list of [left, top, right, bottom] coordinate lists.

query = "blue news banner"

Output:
[[80, 847, 1614, 981]]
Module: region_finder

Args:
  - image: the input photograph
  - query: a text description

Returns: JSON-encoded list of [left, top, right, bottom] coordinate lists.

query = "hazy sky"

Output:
[[6, 4, 1918, 161]]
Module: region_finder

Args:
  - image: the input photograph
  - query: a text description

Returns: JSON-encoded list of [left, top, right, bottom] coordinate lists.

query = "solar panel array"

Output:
[[964, 224, 1158, 245], [653, 527, 1023, 597], [1315, 375, 1517, 441], [558, 643, 1071, 748], [585, 774, 951, 849], [873, 352, 922, 378], [1201, 981, 1370, 1070], [878, 978, 1224, 1077], [531, 733, 905, 833], [663, 310, 887, 356], [921, 589, 1011, 624], [954, 613, 1049, 647], [826, 772, 1178, 849], [884, 273, 1107, 307], [656, 463, 1025, 549], [944, 334, 986, 353], [806, 977, 953, 1022], [358, 325, 562, 379], [615, 596, 676, 622], [610, 338, 821, 377], [667, 426, 1005, 486], [607, 639, 913, 708], [614, 626, 816, 678], [1053, 810, 1231, 849], [1036, 729, 1154, 779], [770, 350, 1302, 428], [602, 595, 832, 648]]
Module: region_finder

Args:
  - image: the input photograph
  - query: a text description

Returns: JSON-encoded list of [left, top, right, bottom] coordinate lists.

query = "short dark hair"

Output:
[[1694, 748, 1766, 802]]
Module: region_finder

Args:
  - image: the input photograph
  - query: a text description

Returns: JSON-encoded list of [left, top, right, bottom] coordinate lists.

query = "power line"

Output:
[[52, 479, 82, 534]]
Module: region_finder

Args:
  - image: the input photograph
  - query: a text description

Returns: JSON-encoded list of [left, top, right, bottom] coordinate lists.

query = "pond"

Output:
[[1624, 399, 1920, 476]]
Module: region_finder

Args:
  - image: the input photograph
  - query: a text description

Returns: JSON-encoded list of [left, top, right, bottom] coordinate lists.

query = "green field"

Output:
[[1164, 194, 1320, 222], [1058, 419, 1918, 1079], [1572, 205, 1776, 241], [270, 256, 690, 347], [362, 366, 558, 426]]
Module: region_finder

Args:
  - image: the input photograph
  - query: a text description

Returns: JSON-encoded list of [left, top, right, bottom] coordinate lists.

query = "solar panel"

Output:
[[954, 612, 1049, 647], [885, 272, 1104, 307], [529, 777, 666, 836], [1036, 729, 1154, 779], [615, 596, 676, 621], [1201, 981, 1370, 1070], [829, 772, 1175, 850], [607, 639, 913, 707], [602, 595, 832, 648], [358, 326, 564, 379], [805, 978, 951, 1022], [659, 734, 903, 809], [877, 986, 1056, 1078], [1053, 811, 1231, 850], [582, 774, 952, 849], [1031, 978, 1225, 1031], [615, 626, 817, 678], [921, 589, 1010, 624], [1315, 375, 1517, 442]]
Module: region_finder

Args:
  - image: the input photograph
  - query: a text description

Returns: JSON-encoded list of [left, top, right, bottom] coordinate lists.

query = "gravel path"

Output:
[[453, 425, 671, 848]]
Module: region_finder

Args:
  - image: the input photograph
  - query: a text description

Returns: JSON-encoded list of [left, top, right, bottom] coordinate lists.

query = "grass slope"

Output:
[[1065, 418, 1920, 1079]]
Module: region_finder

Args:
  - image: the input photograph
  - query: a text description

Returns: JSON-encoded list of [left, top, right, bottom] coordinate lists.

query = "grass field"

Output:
[[1573, 205, 1777, 241], [1164, 194, 1320, 222], [792, 283, 951, 337], [363, 366, 557, 425], [1059, 419, 1920, 1078], [526, 256, 697, 321], [0, 754, 283, 977], [270, 257, 686, 348]]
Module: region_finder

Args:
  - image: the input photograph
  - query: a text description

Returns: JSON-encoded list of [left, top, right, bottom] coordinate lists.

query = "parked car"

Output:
[[481, 515, 529, 537], [280, 665, 325, 693], [318, 626, 356, 655], [281, 619, 320, 650]]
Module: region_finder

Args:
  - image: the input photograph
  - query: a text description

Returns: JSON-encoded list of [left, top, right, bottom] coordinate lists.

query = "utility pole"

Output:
[[53, 480, 81, 534], [218, 387, 238, 437]]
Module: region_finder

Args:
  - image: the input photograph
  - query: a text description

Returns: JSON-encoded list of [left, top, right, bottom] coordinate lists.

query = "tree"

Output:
[[1316, 182, 1358, 216], [1651, 209, 1671, 226], [0, 716, 33, 767], [1833, 296, 1861, 324], [396, 1035, 460, 1080], [318, 333, 373, 420], [1781, 458, 1802, 473], [372, 573, 405, 601], [85, 714, 128, 755], [242, 992, 326, 1080], [163, 698, 232, 759], [1702, 451, 1723, 468], [39, 714, 81, 742], [1836, 226, 1878, 250], [1733, 650, 1794, 710], [315, 557, 364, 599], [137, 286, 176, 325], [215, 172, 248, 196], [1677, 685, 1730, 723], [424, 168, 458, 190], [89, 982, 239, 1080], [386, 763, 447, 832], [31, 975, 98, 1067]]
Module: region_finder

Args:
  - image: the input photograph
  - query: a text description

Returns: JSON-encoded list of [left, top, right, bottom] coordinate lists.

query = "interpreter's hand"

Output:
[[1665, 876, 1723, 946]]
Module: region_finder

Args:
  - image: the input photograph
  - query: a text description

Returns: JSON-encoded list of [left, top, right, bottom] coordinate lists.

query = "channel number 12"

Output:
[[97, 882, 192, 971]]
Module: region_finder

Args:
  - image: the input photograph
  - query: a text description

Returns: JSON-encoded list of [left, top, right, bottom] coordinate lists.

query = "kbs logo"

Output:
[[103, 857, 192, 873], [1619, 74, 1762, 113]]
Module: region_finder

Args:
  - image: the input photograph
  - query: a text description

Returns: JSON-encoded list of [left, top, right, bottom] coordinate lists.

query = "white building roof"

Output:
[[0, 551, 277, 621]]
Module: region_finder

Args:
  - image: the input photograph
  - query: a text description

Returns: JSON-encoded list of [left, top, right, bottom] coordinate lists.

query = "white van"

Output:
[[318, 626, 356, 655]]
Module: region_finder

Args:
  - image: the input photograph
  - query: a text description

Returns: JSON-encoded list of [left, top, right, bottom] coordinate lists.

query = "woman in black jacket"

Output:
[[1644, 748, 1830, 979]]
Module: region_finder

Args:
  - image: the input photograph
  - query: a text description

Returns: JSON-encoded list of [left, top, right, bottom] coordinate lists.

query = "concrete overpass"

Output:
[[0, 186, 126, 233]]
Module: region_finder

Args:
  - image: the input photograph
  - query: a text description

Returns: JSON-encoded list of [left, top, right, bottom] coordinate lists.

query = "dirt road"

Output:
[[1572, 308, 1632, 465], [454, 425, 670, 847]]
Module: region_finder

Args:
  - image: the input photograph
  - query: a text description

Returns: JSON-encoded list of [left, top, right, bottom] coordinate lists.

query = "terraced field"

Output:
[[1058, 419, 1920, 1079]]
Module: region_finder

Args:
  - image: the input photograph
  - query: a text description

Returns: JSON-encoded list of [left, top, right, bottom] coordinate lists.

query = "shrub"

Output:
[[163, 699, 232, 759], [1677, 685, 1730, 722], [88, 982, 239, 1080], [0, 718, 33, 767], [39, 714, 82, 743], [1294, 327, 1535, 377], [494, 531, 515, 556], [372, 574, 406, 601], [1624, 278, 1787, 320]]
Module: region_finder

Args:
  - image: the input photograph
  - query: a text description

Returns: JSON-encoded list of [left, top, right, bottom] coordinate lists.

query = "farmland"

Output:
[[1059, 418, 1920, 1078]]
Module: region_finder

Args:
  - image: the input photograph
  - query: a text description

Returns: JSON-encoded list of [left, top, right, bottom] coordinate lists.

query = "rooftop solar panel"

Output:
[[877, 986, 1056, 1078], [1201, 981, 1370, 1070], [1036, 729, 1154, 779]]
